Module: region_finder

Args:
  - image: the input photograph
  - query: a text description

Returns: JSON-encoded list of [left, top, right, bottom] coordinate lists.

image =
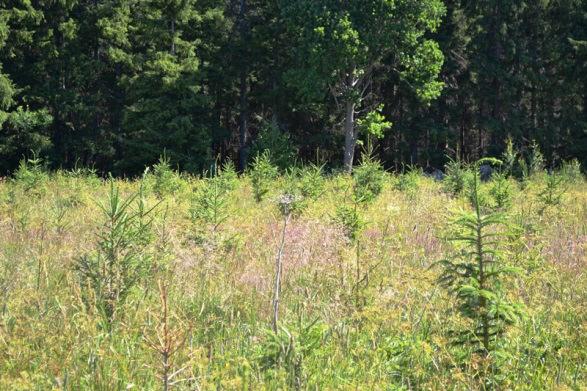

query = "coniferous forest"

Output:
[[1, 1, 587, 390], [1, 1, 586, 175]]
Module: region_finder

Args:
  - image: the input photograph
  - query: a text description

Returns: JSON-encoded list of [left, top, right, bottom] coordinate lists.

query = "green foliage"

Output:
[[335, 202, 364, 241], [528, 141, 545, 177], [296, 163, 325, 201], [251, 123, 296, 170], [281, 163, 325, 209], [217, 160, 239, 192], [256, 322, 329, 389], [538, 174, 566, 212], [282, 0, 445, 103], [353, 152, 385, 204], [152, 154, 183, 198], [118, 0, 215, 175], [559, 159, 583, 183], [281, 0, 444, 167], [489, 172, 513, 211], [278, 174, 306, 217], [502, 138, 518, 178], [189, 160, 238, 238], [12, 155, 48, 193], [394, 166, 421, 197], [190, 176, 231, 233], [357, 105, 392, 145], [0, 0, 584, 181], [0, 108, 52, 173], [443, 157, 472, 196], [436, 160, 523, 356], [249, 151, 279, 202], [75, 182, 156, 324]]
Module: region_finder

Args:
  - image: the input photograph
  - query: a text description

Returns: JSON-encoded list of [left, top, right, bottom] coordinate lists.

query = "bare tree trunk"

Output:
[[238, 70, 249, 171], [170, 19, 176, 56], [237, 0, 249, 171], [343, 99, 357, 172]]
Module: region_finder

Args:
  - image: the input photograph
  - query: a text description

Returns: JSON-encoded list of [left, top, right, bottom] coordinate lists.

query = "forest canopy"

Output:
[[0, 1, 586, 175]]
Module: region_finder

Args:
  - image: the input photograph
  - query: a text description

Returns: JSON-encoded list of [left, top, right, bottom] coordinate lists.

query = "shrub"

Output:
[[528, 140, 545, 177], [249, 151, 279, 202], [278, 163, 325, 215], [217, 159, 239, 191], [189, 159, 239, 235], [501, 137, 518, 177]]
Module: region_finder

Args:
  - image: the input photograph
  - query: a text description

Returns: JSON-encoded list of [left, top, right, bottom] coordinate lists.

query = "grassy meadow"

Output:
[[0, 157, 586, 390]]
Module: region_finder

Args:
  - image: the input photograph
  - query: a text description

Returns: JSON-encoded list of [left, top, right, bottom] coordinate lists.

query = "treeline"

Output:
[[0, 1, 586, 176]]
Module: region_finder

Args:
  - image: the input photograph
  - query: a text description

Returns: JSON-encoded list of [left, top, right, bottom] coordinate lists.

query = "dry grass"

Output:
[[0, 170, 585, 389]]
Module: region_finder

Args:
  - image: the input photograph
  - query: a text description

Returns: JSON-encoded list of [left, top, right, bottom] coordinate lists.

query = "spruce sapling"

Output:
[[435, 158, 523, 356]]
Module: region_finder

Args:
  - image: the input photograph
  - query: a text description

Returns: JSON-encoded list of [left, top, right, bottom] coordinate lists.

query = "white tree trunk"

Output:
[[343, 99, 357, 172]]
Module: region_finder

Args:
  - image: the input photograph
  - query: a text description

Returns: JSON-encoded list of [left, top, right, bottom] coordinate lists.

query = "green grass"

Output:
[[0, 168, 585, 390]]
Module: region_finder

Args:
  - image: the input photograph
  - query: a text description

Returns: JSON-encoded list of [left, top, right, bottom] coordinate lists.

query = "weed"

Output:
[[257, 321, 328, 389], [144, 280, 191, 390]]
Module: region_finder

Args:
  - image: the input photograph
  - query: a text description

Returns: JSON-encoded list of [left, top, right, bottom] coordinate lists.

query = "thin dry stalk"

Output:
[[272, 212, 290, 333], [145, 280, 191, 390]]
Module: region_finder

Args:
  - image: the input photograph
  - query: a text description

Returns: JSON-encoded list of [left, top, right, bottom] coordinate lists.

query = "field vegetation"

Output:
[[0, 154, 585, 390]]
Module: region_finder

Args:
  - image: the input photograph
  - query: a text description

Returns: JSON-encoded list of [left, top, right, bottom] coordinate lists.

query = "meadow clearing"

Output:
[[0, 156, 585, 390]]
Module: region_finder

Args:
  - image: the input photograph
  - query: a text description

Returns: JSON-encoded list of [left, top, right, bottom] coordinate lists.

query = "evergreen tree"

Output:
[[0, 4, 52, 173], [119, 0, 223, 174]]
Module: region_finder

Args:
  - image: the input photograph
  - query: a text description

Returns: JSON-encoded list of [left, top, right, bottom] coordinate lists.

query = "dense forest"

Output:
[[1, 1, 586, 176]]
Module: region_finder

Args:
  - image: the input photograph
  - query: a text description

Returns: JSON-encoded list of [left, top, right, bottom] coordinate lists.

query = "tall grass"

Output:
[[0, 158, 585, 389]]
